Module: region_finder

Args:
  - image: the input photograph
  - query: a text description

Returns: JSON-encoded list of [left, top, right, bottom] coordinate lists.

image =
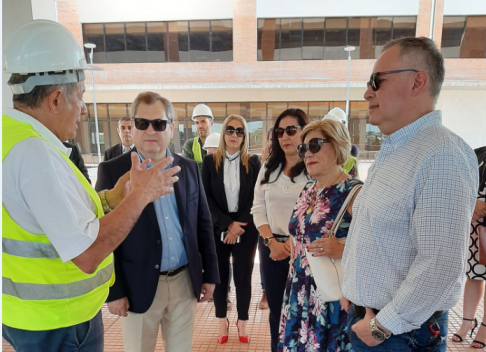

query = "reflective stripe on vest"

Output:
[[2, 115, 114, 331], [192, 137, 203, 162]]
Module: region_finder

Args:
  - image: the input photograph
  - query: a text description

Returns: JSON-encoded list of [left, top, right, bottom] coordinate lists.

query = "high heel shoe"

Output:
[[452, 317, 478, 342], [472, 322, 486, 349], [218, 318, 229, 344], [235, 319, 250, 343]]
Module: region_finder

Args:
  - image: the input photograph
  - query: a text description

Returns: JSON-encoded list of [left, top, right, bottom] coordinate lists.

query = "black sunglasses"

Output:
[[275, 125, 302, 138], [297, 138, 330, 159], [134, 118, 169, 132], [225, 125, 245, 137], [367, 69, 419, 91]]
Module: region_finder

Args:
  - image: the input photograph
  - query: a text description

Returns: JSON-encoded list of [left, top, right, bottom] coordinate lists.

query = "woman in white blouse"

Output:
[[202, 115, 261, 344], [251, 108, 310, 352]]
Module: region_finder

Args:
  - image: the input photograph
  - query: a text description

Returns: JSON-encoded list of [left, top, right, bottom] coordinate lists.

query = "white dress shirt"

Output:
[[3, 108, 99, 263], [122, 143, 134, 154], [224, 150, 240, 212], [342, 111, 478, 334], [252, 163, 309, 236]]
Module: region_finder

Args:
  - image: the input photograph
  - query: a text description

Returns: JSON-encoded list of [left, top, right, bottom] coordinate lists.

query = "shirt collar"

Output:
[[384, 110, 442, 148], [5, 107, 70, 156], [137, 148, 173, 170]]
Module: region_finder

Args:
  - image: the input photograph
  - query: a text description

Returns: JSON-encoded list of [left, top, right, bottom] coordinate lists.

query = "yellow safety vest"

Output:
[[192, 137, 203, 162], [2, 115, 114, 331], [343, 156, 358, 175]]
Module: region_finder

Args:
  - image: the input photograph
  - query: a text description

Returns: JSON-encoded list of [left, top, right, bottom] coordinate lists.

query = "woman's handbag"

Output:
[[305, 183, 362, 302]]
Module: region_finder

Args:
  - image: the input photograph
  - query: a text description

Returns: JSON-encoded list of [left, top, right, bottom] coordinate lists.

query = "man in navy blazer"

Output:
[[96, 92, 219, 352]]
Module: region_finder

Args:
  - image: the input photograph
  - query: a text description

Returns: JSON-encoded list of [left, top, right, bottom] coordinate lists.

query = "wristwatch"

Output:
[[370, 318, 391, 342], [263, 236, 275, 246]]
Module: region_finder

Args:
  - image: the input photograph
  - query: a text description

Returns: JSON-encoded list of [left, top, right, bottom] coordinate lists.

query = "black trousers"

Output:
[[259, 235, 290, 352], [213, 218, 258, 321]]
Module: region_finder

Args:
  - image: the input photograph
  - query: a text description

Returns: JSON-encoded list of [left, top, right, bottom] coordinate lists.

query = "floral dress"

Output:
[[277, 177, 361, 352]]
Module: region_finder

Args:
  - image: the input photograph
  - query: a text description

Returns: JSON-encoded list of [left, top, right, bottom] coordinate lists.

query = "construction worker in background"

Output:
[[203, 132, 221, 154], [322, 107, 360, 177], [182, 104, 214, 170], [2, 20, 179, 352]]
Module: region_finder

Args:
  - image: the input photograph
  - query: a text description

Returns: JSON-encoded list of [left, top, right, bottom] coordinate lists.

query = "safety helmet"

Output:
[[203, 133, 221, 150], [4, 19, 102, 94], [191, 104, 214, 121], [322, 107, 347, 124]]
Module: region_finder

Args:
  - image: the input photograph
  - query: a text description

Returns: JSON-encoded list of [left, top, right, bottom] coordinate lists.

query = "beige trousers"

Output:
[[121, 268, 197, 352]]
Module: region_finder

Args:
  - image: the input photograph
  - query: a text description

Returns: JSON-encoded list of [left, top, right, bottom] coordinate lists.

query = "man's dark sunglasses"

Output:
[[297, 138, 330, 159], [275, 125, 302, 138], [367, 69, 419, 91], [225, 125, 245, 137], [134, 118, 169, 132]]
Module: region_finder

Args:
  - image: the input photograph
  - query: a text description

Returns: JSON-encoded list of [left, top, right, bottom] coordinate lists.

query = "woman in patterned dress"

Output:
[[452, 146, 486, 348], [277, 119, 362, 352]]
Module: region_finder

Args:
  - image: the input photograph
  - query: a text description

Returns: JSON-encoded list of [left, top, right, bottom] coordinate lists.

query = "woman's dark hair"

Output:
[[261, 108, 309, 185]]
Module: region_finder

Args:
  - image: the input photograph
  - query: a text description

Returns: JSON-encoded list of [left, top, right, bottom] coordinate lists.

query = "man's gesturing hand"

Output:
[[129, 152, 180, 204]]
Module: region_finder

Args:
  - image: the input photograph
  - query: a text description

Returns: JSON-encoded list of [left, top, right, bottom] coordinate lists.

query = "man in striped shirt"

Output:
[[341, 37, 478, 351]]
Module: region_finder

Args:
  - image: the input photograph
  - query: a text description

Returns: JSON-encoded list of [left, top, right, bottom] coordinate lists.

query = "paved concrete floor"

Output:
[[2, 264, 483, 351]]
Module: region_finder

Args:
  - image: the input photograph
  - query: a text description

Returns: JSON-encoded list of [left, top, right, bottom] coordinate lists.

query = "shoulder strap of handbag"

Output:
[[328, 183, 362, 237]]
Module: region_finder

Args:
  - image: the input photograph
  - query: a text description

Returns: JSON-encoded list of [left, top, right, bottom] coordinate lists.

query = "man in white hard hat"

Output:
[[2, 20, 179, 352], [182, 104, 214, 170], [203, 132, 220, 154], [322, 107, 359, 177], [104, 116, 134, 161]]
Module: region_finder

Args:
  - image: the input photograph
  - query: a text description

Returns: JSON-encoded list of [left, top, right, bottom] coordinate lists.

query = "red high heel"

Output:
[[218, 318, 229, 344], [236, 319, 250, 343]]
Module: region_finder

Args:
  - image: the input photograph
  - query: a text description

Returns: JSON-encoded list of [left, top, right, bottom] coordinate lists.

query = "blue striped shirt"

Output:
[[342, 111, 478, 334]]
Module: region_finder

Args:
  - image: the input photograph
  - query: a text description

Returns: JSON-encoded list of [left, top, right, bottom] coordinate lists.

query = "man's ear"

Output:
[[47, 89, 64, 114], [411, 71, 428, 97]]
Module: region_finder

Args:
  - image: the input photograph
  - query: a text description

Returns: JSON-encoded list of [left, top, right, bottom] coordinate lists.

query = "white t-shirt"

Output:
[[251, 163, 309, 236], [3, 108, 99, 263]]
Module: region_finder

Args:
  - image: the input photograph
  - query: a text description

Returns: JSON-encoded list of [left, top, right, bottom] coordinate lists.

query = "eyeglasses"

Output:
[[367, 69, 419, 91], [275, 125, 302, 138], [134, 118, 170, 132], [297, 138, 330, 159], [225, 125, 245, 137]]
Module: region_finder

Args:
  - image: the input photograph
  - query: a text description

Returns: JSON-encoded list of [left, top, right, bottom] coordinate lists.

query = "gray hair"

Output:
[[8, 73, 78, 109], [382, 36, 444, 101], [130, 92, 174, 123], [118, 116, 132, 127]]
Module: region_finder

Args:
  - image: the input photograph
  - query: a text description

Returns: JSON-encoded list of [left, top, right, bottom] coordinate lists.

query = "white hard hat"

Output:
[[4, 20, 102, 94], [203, 133, 220, 150], [322, 107, 347, 124], [192, 104, 214, 121]]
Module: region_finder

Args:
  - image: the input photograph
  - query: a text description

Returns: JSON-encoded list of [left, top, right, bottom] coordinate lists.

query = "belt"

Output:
[[353, 304, 445, 320], [160, 264, 188, 276]]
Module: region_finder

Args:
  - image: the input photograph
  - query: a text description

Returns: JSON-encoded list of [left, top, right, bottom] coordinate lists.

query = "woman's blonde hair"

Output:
[[214, 114, 250, 173], [301, 119, 351, 166]]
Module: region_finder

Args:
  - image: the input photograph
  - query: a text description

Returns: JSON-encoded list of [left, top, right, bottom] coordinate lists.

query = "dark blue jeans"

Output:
[[2, 310, 103, 352], [347, 305, 448, 352]]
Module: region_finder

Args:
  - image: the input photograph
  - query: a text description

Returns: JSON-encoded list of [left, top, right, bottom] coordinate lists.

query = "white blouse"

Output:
[[224, 150, 240, 212], [251, 163, 309, 236]]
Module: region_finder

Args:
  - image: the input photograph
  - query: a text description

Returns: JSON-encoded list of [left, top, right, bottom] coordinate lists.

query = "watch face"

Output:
[[264, 238, 270, 245], [371, 329, 386, 342]]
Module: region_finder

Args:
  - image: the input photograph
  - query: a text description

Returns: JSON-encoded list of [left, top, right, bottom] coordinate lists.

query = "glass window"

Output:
[[248, 103, 267, 120], [207, 103, 226, 118], [189, 21, 210, 62], [267, 102, 287, 120], [147, 22, 167, 62], [148, 23, 168, 62], [308, 102, 329, 120], [108, 104, 128, 119], [288, 102, 308, 115], [461, 16, 486, 58], [373, 17, 392, 58], [105, 23, 126, 63], [280, 18, 302, 60], [172, 103, 186, 123], [303, 18, 324, 60], [392, 17, 416, 40], [126, 23, 147, 63], [347, 18, 361, 59], [247, 121, 264, 153], [441, 16, 466, 58], [211, 20, 233, 61], [83, 24, 106, 63], [357, 17, 373, 59], [168, 21, 189, 62], [88, 103, 108, 118], [324, 18, 347, 60], [227, 103, 247, 117], [258, 19, 279, 61]]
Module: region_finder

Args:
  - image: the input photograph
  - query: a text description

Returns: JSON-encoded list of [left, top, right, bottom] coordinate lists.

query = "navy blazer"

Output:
[[201, 154, 261, 239], [96, 150, 219, 314]]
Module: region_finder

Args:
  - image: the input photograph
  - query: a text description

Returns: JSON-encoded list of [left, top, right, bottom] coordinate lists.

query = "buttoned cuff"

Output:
[[376, 304, 423, 335]]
